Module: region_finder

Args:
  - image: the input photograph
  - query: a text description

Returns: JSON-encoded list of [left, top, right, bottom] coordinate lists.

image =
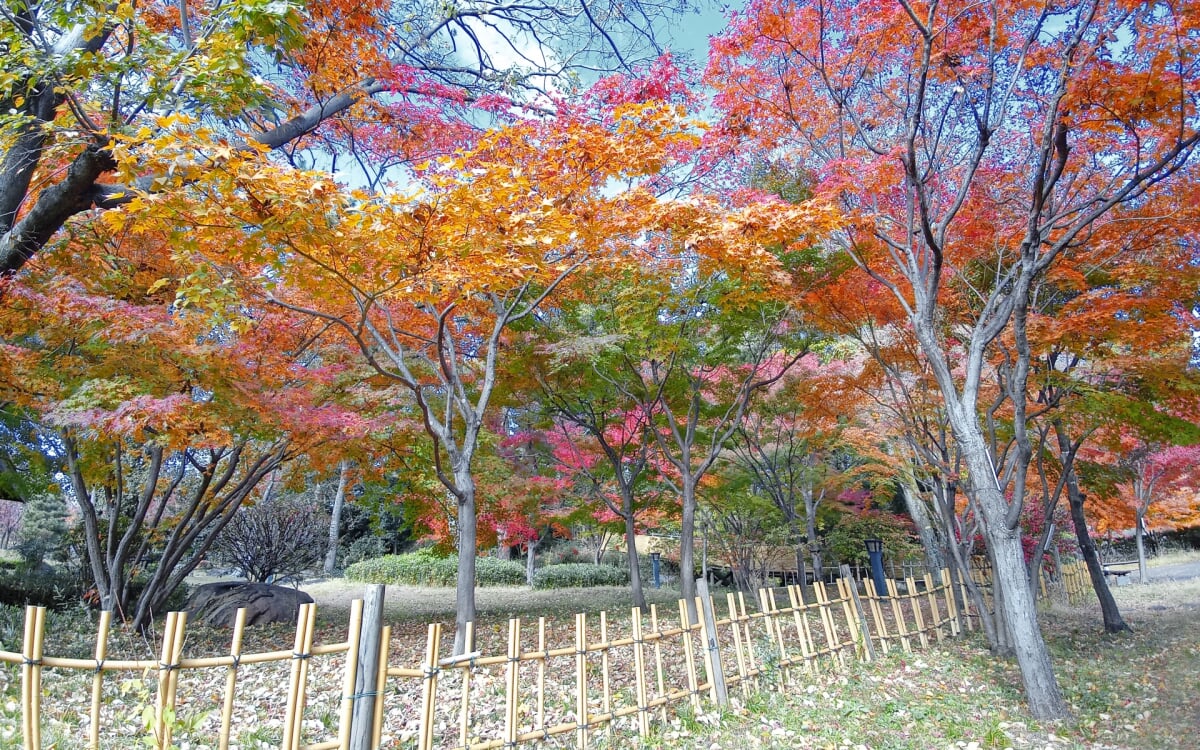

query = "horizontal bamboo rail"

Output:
[[1, 567, 998, 749]]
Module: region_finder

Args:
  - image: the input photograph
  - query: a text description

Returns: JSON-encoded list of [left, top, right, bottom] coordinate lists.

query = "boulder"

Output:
[[186, 582, 314, 627]]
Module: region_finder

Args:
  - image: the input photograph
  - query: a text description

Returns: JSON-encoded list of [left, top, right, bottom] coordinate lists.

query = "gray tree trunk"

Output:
[[1135, 513, 1149, 585], [324, 461, 351, 576], [623, 510, 647, 610], [453, 467, 478, 656], [900, 479, 943, 572]]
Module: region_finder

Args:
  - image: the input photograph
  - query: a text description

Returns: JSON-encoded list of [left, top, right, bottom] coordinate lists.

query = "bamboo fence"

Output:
[[1, 564, 1088, 750]]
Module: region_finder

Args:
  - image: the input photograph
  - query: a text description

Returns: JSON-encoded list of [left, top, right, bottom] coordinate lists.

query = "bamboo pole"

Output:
[[765, 589, 790, 683], [725, 594, 748, 696], [89, 610, 112, 750], [418, 623, 441, 750], [834, 578, 862, 659], [906, 577, 928, 648], [863, 581, 891, 654], [885, 579, 912, 653], [600, 611, 612, 744], [957, 566, 974, 631], [650, 605, 666, 723], [337, 600, 365, 750], [924, 573, 944, 642], [677, 599, 701, 710], [504, 618, 521, 749], [536, 617, 546, 735], [458, 621, 474, 748], [738, 592, 759, 689], [812, 582, 839, 668], [295, 604, 318, 750], [371, 625, 390, 750], [155, 611, 179, 750], [218, 608, 248, 750], [631, 608, 650, 737], [838, 567, 876, 662], [283, 603, 315, 750], [940, 569, 960, 636], [575, 613, 588, 750], [162, 611, 188, 749], [21, 605, 45, 750], [784, 586, 812, 672]]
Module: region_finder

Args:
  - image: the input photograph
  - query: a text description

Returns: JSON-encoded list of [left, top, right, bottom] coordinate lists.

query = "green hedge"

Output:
[[344, 549, 526, 587], [532, 563, 629, 589]]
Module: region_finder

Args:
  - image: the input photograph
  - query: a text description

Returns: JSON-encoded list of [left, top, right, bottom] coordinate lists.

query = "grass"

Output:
[[1, 568, 1197, 749]]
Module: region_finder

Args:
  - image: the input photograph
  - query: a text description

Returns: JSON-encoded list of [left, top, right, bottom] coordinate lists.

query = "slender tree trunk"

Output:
[[804, 500, 823, 583], [525, 537, 537, 587], [1135, 511, 1149, 585], [622, 506, 647, 610], [1052, 424, 1128, 632], [679, 476, 697, 622], [453, 467, 478, 656], [900, 479, 943, 572], [324, 461, 351, 576]]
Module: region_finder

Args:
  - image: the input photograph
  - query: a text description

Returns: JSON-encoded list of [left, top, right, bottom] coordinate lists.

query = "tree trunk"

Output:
[[1053, 425, 1128, 632], [804, 504, 823, 583], [1135, 512, 1149, 585], [622, 508, 647, 610], [963, 444, 1066, 720], [324, 461, 351, 576], [900, 479, 943, 572], [679, 477, 697, 623], [525, 537, 537, 587], [453, 468, 478, 656]]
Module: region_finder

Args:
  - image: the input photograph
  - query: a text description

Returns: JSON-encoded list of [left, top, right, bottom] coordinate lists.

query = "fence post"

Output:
[[351, 584, 386, 750], [839, 565, 876, 662], [695, 578, 729, 706]]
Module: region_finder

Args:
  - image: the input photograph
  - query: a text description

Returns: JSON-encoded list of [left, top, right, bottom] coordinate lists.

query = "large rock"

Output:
[[186, 582, 314, 627]]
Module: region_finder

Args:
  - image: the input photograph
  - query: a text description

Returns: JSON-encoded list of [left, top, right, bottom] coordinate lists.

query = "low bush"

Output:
[[0, 568, 86, 609], [532, 563, 629, 589], [345, 549, 526, 587]]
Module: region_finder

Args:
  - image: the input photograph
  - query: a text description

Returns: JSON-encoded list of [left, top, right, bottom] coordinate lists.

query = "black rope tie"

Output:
[[346, 689, 380, 701], [230, 654, 241, 669], [94, 659, 105, 675], [422, 665, 438, 680], [158, 661, 180, 672], [292, 652, 311, 661], [22, 657, 42, 667]]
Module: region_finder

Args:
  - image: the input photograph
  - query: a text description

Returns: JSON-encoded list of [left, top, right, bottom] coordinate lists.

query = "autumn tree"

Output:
[[0, 0, 701, 275], [708, 0, 1200, 719]]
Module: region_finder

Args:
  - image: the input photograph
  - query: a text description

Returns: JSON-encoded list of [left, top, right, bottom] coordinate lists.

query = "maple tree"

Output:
[[707, 0, 1200, 719], [0, 0, 700, 275], [0, 216, 369, 627]]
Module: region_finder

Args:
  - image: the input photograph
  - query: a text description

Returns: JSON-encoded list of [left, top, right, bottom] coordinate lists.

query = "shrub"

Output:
[[209, 497, 330, 583], [345, 549, 526, 587], [532, 563, 629, 589], [0, 568, 86, 609]]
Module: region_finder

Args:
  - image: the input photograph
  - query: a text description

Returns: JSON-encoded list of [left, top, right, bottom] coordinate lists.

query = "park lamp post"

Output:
[[864, 538, 888, 597], [650, 552, 662, 589]]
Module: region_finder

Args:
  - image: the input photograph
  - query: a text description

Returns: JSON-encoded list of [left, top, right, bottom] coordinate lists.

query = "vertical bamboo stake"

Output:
[[765, 589, 789, 683], [219, 608, 247, 750], [337, 600, 365, 750], [599, 611, 612, 744], [957, 566, 974, 631], [885, 579, 912, 653], [837, 568, 876, 662], [812, 582, 839, 668], [793, 586, 819, 672], [631, 608, 650, 738], [784, 587, 812, 673], [941, 569, 961, 636], [537, 617, 546, 734], [371, 624, 390, 750], [726, 594, 748, 696], [89, 610, 112, 750], [906, 577, 928, 648], [863, 580, 891, 654], [293, 604, 317, 750], [650, 605, 666, 723], [458, 621, 474, 748], [575, 613, 588, 750], [155, 611, 179, 750], [162, 611, 188, 750], [282, 604, 312, 750], [737, 593, 759, 689], [834, 578, 862, 660], [417, 623, 441, 750], [677, 599, 700, 710], [504, 618, 521, 749], [923, 573, 944, 642], [21, 605, 45, 750]]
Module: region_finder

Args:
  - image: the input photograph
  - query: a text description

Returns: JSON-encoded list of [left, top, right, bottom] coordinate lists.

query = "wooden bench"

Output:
[[1102, 561, 1137, 583]]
